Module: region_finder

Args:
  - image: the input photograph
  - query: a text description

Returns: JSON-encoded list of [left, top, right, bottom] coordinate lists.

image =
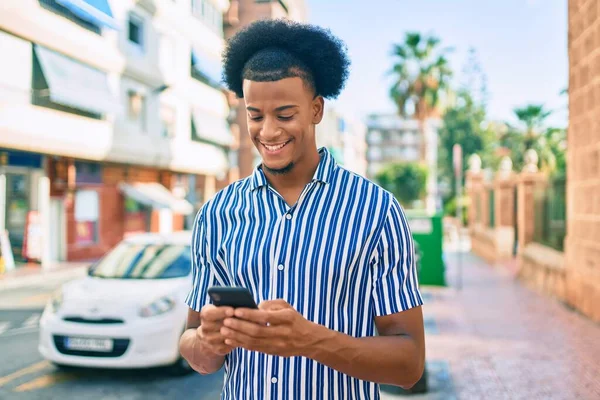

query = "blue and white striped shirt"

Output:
[[186, 148, 423, 400]]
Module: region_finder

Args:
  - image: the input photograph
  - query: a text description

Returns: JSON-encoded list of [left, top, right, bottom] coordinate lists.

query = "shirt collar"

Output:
[[249, 147, 337, 192]]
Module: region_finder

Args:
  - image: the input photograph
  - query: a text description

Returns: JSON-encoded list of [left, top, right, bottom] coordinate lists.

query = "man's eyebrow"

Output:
[[275, 105, 298, 112], [246, 105, 298, 112]]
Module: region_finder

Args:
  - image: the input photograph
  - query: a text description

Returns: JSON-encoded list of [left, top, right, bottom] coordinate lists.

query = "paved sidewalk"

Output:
[[0, 262, 88, 291], [396, 251, 600, 400]]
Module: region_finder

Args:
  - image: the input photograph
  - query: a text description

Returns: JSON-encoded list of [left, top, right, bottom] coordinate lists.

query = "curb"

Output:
[[0, 266, 88, 291]]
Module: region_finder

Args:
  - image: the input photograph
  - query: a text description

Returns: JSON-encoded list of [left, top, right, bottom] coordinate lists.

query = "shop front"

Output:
[[0, 149, 45, 265]]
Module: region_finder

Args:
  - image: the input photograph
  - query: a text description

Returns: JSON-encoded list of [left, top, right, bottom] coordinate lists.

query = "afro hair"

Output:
[[222, 19, 350, 99]]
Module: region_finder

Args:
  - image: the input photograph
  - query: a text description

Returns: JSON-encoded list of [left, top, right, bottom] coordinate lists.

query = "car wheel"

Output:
[[168, 356, 194, 376]]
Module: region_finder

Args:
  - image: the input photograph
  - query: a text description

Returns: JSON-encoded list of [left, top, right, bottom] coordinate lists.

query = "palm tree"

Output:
[[389, 32, 453, 160], [513, 104, 552, 150]]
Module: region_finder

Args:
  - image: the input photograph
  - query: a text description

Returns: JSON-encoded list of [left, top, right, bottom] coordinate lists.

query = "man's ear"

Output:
[[312, 96, 325, 124]]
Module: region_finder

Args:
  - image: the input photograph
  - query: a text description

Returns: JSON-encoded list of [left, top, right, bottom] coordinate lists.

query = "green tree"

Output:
[[438, 90, 494, 200], [498, 104, 564, 174], [513, 104, 552, 150], [375, 162, 428, 208], [389, 32, 453, 160]]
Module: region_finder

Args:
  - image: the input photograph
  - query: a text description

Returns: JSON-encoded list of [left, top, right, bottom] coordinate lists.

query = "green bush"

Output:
[[375, 162, 428, 208]]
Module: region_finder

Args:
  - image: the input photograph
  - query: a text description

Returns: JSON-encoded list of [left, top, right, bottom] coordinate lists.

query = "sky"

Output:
[[305, 0, 568, 128]]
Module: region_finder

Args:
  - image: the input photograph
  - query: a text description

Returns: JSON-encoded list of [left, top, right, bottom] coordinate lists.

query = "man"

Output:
[[179, 19, 425, 400]]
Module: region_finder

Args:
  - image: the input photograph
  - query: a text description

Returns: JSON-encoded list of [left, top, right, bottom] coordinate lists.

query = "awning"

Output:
[[191, 48, 223, 87], [191, 109, 234, 147], [56, 0, 119, 30], [34, 45, 117, 115], [119, 182, 194, 215]]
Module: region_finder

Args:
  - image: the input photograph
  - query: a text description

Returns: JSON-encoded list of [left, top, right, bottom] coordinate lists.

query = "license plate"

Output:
[[64, 337, 113, 352]]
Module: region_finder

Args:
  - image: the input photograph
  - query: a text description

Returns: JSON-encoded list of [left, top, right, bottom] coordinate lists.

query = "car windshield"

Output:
[[90, 243, 191, 279]]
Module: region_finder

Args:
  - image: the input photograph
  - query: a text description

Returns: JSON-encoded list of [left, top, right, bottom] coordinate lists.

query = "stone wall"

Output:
[[566, 0, 600, 322]]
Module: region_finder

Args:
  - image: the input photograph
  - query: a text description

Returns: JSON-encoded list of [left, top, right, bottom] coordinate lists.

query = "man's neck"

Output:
[[263, 150, 321, 196]]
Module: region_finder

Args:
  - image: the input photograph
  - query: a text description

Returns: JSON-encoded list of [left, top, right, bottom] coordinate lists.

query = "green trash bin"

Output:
[[405, 211, 446, 287]]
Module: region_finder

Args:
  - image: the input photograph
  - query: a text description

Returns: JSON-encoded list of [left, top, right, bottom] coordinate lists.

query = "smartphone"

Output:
[[208, 286, 258, 309]]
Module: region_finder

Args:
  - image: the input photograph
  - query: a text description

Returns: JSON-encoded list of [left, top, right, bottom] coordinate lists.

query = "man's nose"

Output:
[[260, 116, 281, 141]]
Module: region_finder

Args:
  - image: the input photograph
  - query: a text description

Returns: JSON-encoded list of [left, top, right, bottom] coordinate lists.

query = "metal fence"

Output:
[[533, 177, 566, 251]]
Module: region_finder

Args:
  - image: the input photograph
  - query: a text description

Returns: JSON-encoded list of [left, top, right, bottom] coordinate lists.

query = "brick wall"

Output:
[[566, 0, 600, 322]]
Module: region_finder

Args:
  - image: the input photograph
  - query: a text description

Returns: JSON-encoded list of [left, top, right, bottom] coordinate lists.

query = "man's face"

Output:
[[243, 77, 323, 175]]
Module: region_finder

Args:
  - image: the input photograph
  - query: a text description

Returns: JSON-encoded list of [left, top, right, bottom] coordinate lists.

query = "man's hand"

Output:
[[220, 300, 326, 358], [198, 304, 237, 356]]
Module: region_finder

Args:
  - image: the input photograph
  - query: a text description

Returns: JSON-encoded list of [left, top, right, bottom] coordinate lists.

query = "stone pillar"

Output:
[[465, 154, 484, 228], [495, 157, 516, 228], [494, 156, 517, 260], [517, 150, 545, 253]]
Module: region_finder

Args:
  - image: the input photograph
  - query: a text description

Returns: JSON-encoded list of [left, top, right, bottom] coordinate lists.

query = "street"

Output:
[[2, 249, 600, 399], [0, 273, 451, 400], [0, 283, 225, 400]]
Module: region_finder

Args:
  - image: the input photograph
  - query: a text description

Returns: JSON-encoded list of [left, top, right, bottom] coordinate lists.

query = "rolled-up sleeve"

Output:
[[371, 196, 423, 316], [185, 206, 216, 312]]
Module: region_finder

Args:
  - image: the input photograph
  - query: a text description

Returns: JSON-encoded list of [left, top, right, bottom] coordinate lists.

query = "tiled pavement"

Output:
[[382, 251, 600, 400]]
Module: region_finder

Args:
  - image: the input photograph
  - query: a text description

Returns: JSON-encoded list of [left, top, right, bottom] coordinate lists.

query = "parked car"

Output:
[[38, 231, 194, 375]]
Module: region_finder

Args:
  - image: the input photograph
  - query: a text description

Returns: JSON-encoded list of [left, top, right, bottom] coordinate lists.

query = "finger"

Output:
[[222, 318, 270, 338], [202, 331, 227, 346], [232, 309, 271, 325], [201, 305, 234, 322], [234, 308, 294, 326], [200, 319, 226, 334], [258, 299, 292, 311], [221, 327, 264, 349]]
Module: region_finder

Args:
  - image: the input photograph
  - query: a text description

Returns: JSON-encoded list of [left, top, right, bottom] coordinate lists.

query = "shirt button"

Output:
[[271, 377, 278, 384], [277, 264, 285, 271], [285, 214, 292, 220]]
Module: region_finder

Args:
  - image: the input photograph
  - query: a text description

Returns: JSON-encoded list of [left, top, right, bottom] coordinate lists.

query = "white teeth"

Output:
[[263, 142, 287, 151]]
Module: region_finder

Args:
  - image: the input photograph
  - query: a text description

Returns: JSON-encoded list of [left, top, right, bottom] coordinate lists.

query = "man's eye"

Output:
[[249, 116, 263, 121], [278, 115, 294, 121]]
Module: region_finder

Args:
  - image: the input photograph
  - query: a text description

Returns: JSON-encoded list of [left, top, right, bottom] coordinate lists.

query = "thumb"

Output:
[[258, 299, 291, 311]]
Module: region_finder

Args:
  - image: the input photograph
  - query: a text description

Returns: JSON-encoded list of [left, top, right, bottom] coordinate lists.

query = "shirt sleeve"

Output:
[[370, 196, 423, 316], [185, 206, 217, 312]]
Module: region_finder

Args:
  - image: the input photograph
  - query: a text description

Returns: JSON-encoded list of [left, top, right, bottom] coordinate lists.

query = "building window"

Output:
[[368, 147, 382, 161], [160, 105, 176, 138], [38, 0, 101, 35], [31, 50, 102, 120], [192, 0, 223, 37], [128, 14, 144, 49], [127, 90, 147, 131], [368, 130, 382, 145], [74, 190, 100, 245]]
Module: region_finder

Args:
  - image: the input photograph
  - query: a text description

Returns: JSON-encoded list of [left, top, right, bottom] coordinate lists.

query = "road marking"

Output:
[[0, 321, 11, 335], [0, 361, 51, 388], [13, 372, 76, 392], [1, 326, 39, 337], [22, 313, 41, 328]]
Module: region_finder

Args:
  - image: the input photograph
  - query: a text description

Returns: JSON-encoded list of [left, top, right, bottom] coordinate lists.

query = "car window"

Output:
[[90, 243, 191, 279]]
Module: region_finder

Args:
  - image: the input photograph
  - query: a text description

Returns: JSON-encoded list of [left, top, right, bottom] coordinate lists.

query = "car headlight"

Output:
[[139, 295, 176, 318], [48, 289, 63, 314]]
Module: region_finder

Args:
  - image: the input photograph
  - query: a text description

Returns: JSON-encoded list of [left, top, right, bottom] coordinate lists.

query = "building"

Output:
[[566, 0, 600, 322], [342, 116, 368, 177], [316, 106, 367, 176], [366, 114, 440, 212], [0, 0, 234, 265], [224, 0, 307, 178]]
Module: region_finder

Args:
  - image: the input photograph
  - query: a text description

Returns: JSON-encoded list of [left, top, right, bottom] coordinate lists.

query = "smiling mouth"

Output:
[[261, 140, 291, 152]]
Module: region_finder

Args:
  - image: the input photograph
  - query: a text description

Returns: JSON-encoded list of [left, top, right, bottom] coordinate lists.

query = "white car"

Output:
[[39, 231, 194, 375]]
